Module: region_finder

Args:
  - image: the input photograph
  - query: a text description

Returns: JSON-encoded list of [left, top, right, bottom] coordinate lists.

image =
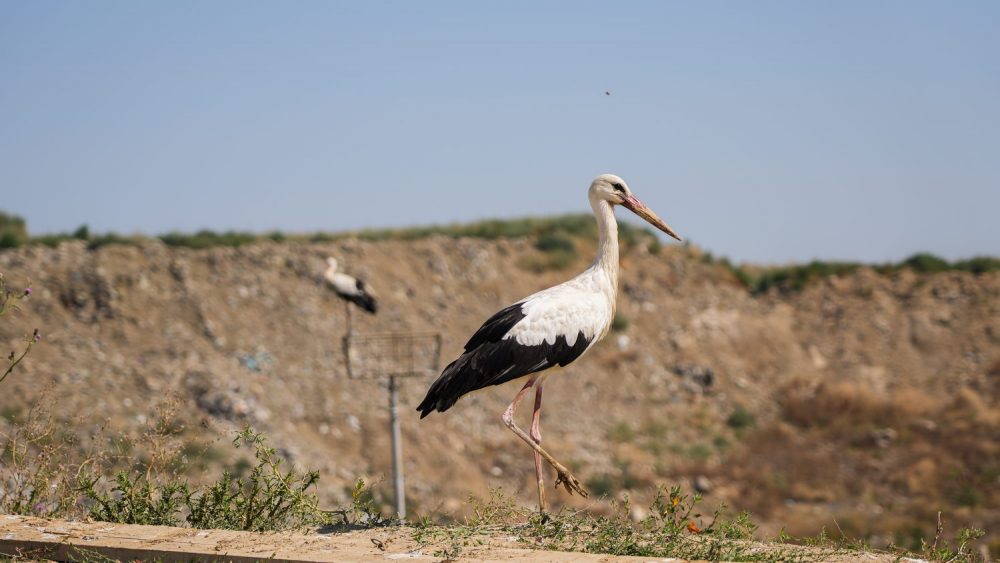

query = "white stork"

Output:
[[417, 174, 682, 514], [324, 257, 377, 314]]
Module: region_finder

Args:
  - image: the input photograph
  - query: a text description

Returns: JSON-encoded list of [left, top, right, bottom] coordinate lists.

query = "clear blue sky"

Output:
[[2, 1, 998, 263]]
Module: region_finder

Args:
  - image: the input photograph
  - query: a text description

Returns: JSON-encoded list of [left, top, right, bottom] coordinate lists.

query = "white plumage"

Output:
[[503, 271, 614, 348], [417, 173, 682, 515], [324, 257, 377, 314]]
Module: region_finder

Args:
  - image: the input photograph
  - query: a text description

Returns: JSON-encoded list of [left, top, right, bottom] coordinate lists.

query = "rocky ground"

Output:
[[1, 237, 997, 555]]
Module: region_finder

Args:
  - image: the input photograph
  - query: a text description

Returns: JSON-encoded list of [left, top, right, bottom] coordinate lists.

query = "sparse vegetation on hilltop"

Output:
[[5, 208, 995, 294], [0, 211, 657, 250], [697, 249, 1000, 294], [0, 212, 28, 248]]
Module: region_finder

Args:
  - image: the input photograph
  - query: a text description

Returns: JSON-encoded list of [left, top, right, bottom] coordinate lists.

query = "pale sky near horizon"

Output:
[[2, 1, 998, 264]]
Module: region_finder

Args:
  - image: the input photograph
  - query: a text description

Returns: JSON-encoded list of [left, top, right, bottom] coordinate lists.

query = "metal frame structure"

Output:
[[342, 330, 441, 519]]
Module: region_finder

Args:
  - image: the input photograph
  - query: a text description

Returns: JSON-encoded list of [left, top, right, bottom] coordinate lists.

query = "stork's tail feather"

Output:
[[416, 357, 467, 418], [349, 293, 378, 314]]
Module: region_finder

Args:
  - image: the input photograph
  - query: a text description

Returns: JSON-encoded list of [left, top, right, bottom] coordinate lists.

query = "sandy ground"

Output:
[[0, 515, 913, 563]]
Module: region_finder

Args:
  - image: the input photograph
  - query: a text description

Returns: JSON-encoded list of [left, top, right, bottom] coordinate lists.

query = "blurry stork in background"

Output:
[[417, 174, 682, 515], [325, 257, 377, 334]]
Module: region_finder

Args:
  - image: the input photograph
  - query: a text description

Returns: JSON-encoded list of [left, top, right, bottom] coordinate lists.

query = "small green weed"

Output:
[[328, 478, 394, 530], [919, 525, 986, 563], [79, 471, 189, 526]]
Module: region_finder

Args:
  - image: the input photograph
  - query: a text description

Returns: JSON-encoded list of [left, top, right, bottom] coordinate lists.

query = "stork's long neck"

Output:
[[591, 198, 620, 294]]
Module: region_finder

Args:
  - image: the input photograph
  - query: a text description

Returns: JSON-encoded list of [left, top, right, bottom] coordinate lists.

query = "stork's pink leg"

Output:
[[502, 379, 587, 501], [530, 384, 546, 514]]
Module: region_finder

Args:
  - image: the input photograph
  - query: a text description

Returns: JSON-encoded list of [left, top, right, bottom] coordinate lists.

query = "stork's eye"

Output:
[[611, 182, 625, 193]]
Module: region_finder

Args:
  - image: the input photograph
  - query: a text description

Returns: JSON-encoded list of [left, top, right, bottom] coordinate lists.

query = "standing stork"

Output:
[[417, 174, 682, 515], [324, 257, 378, 314]]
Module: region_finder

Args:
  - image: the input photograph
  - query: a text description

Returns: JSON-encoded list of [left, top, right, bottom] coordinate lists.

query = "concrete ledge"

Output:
[[0, 515, 702, 562]]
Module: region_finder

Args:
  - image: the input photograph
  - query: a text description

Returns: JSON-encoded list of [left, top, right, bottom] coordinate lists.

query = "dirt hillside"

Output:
[[1, 238, 997, 551]]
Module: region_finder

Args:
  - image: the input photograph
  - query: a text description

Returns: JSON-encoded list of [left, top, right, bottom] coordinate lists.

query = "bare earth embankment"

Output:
[[1, 236, 997, 558]]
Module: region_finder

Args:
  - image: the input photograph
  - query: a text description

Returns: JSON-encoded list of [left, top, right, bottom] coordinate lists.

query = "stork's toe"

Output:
[[554, 470, 588, 497]]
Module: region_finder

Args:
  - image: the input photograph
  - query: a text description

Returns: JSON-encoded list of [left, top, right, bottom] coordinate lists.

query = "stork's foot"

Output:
[[553, 467, 588, 497]]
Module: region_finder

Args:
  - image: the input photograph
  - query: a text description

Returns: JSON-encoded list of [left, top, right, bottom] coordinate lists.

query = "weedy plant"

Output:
[[0, 276, 74, 517], [325, 478, 396, 531], [0, 274, 38, 385], [185, 427, 326, 531], [412, 485, 833, 562], [889, 512, 987, 563], [79, 426, 331, 532], [78, 471, 189, 526], [917, 524, 986, 563], [789, 512, 989, 563], [0, 392, 88, 517]]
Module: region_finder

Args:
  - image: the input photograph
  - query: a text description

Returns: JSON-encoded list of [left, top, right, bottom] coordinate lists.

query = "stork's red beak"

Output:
[[622, 195, 682, 242]]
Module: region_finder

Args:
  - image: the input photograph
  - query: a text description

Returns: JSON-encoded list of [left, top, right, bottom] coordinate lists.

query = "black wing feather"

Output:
[[343, 290, 377, 314], [462, 302, 526, 351], [416, 309, 591, 418]]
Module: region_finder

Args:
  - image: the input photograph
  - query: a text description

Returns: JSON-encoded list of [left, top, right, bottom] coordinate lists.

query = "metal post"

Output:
[[388, 375, 405, 519], [344, 300, 354, 336]]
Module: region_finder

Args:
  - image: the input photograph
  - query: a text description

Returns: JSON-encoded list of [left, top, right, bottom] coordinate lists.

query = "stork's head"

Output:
[[589, 174, 683, 241], [325, 257, 339, 272]]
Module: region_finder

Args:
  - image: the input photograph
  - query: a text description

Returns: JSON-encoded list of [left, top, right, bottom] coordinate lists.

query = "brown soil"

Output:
[[1, 239, 997, 553]]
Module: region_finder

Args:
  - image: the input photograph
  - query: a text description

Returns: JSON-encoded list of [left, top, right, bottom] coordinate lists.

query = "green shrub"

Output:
[[28, 233, 73, 247], [160, 230, 258, 249], [608, 421, 636, 443], [751, 261, 861, 294], [535, 233, 576, 253], [79, 471, 189, 526], [647, 238, 662, 255], [610, 313, 630, 332], [0, 211, 28, 248], [337, 213, 656, 247], [0, 233, 20, 248], [952, 256, 1000, 274], [79, 426, 329, 532], [585, 473, 617, 497], [332, 478, 393, 530], [726, 405, 755, 430], [518, 232, 580, 272], [686, 443, 713, 461], [185, 427, 324, 531], [901, 252, 950, 273]]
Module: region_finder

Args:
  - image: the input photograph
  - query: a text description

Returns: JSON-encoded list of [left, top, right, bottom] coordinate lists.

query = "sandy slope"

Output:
[[1, 239, 997, 550]]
